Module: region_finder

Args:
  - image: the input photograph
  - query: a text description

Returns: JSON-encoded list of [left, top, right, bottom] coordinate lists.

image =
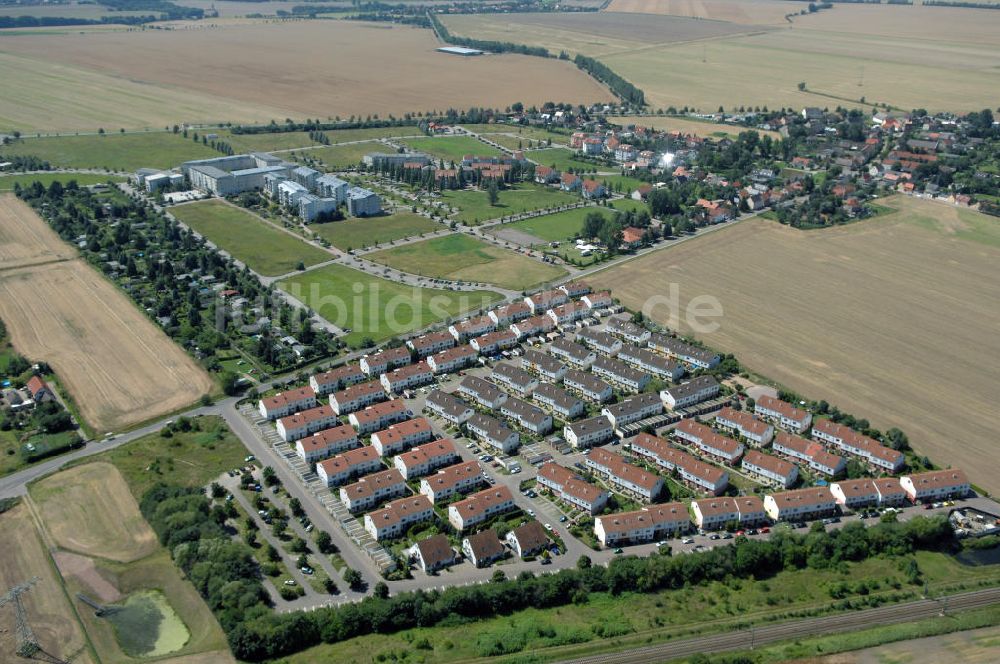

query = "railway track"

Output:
[[559, 586, 1000, 664]]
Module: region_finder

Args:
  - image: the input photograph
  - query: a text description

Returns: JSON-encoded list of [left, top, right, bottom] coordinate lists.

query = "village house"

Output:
[[277, 405, 338, 442], [575, 329, 623, 356], [560, 172, 581, 192], [463, 529, 506, 567], [754, 395, 812, 433], [521, 349, 567, 380], [534, 165, 561, 184], [329, 380, 387, 415], [448, 315, 497, 342], [506, 520, 550, 558], [525, 289, 568, 313], [594, 503, 690, 547], [620, 226, 645, 251], [423, 389, 475, 425], [348, 399, 412, 434], [258, 386, 316, 420], [811, 420, 905, 473], [458, 376, 508, 410], [592, 356, 651, 393], [407, 330, 456, 358], [380, 361, 433, 394], [426, 345, 478, 374], [585, 447, 663, 501], [537, 462, 610, 514], [371, 417, 434, 456], [532, 382, 585, 420], [605, 317, 650, 344], [465, 412, 520, 454], [419, 459, 484, 503], [715, 407, 774, 446], [601, 392, 662, 428], [470, 329, 519, 355], [630, 432, 729, 495], [448, 485, 516, 532], [411, 533, 457, 574], [510, 314, 557, 339], [764, 487, 837, 522], [617, 345, 685, 381], [499, 396, 553, 435], [564, 414, 615, 449], [365, 495, 435, 541], [660, 375, 721, 409], [581, 290, 613, 310], [339, 468, 407, 513], [317, 446, 383, 487], [294, 424, 358, 463], [742, 449, 799, 488], [310, 364, 366, 396], [772, 431, 846, 477], [562, 369, 613, 403], [549, 338, 596, 368], [647, 333, 721, 369], [691, 496, 766, 531], [360, 347, 411, 376], [901, 469, 969, 503], [393, 438, 458, 479], [674, 419, 745, 465], [488, 301, 532, 326], [492, 362, 539, 396]]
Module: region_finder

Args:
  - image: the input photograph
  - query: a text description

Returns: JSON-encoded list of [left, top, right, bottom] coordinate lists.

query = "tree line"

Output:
[[430, 14, 551, 58], [222, 513, 953, 660], [574, 54, 645, 107]]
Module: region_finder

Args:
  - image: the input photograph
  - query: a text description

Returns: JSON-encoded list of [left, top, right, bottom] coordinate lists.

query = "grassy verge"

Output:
[[170, 200, 331, 276], [311, 211, 440, 250], [402, 135, 502, 162], [442, 183, 579, 225]]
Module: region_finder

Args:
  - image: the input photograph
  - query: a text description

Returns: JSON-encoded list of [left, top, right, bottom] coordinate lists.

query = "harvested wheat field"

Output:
[[591, 197, 1000, 493], [604, 0, 797, 25], [0, 21, 613, 133], [0, 195, 213, 432], [0, 502, 90, 662], [32, 462, 158, 563], [0, 195, 77, 269]]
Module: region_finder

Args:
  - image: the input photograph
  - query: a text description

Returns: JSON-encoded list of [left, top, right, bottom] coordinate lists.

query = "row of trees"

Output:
[[227, 515, 954, 660], [573, 54, 645, 107]]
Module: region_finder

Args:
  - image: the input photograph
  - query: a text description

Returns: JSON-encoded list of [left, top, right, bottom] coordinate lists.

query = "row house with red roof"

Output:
[[371, 417, 434, 456], [294, 424, 358, 463]]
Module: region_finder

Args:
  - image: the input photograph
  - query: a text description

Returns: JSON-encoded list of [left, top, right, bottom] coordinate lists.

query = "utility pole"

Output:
[[0, 577, 41, 658]]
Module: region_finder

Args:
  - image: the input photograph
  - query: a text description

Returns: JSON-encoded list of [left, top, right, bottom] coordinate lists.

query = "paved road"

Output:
[[556, 586, 1000, 664]]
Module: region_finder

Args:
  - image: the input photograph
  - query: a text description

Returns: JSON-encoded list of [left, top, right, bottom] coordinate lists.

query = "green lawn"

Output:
[[82, 415, 250, 499], [321, 126, 423, 143], [170, 200, 331, 276], [402, 135, 502, 162], [278, 263, 503, 347], [278, 550, 997, 663], [504, 207, 594, 243], [609, 197, 648, 214], [214, 130, 321, 153], [303, 142, 378, 169], [442, 183, 580, 225], [527, 147, 603, 173], [0, 132, 218, 171], [0, 172, 125, 191], [366, 234, 566, 291], [310, 212, 440, 251]]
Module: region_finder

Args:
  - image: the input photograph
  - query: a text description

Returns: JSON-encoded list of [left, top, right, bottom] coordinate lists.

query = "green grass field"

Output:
[[442, 183, 580, 225], [311, 212, 440, 250], [87, 415, 249, 499], [303, 142, 378, 169], [0, 132, 218, 171], [0, 172, 125, 191], [504, 207, 594, 242], [170, 200, 331, 276], [278, 549, 1000, 663], [215, 130, 321, 153], [527, 147, 603, 173], [366, 233, 566, 290], [278, 263, 503, 346], [402, 135, 502, 162]]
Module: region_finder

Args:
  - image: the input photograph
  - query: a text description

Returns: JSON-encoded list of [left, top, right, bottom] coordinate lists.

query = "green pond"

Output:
[[106, 590, 189, 657]]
